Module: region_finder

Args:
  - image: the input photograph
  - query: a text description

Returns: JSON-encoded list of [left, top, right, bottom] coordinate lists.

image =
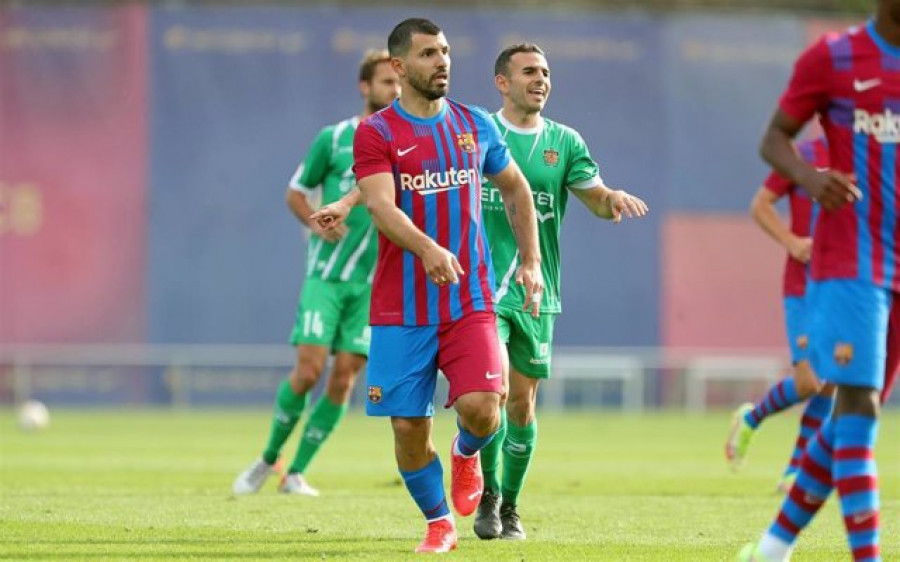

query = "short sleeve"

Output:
[[353, 119, 392, 181], [479, 112, 511, 176], [564, 128, 602, 190], [778, 38, 832, 124], [763, 170, 793, 197], [288, 127, 332, 194]]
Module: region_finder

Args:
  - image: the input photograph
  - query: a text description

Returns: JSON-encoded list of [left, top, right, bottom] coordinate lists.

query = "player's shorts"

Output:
[[783, 295, 811, 364], [365, 311, 502, 417], [289, 278, 371, 356], [807, 279, 894, 390], [496, 308, 556, 379]]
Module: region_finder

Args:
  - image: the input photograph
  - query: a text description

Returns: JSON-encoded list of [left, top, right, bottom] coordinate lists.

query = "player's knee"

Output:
[[507, 399, 535, 427], [458, 394, 500, 437], [794, 375, 820, 399], [291, 357, 324, 393], [835, 385, 880, 417]]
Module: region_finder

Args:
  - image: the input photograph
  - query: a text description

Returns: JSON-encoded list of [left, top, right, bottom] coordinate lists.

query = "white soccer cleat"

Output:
[[232, 459, 277, 495], [278, 473, 320, 496]]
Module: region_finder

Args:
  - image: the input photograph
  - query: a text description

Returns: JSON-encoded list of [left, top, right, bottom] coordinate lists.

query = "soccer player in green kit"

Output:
[[232, 50, 400, 497], [474, 44, 648, 540]]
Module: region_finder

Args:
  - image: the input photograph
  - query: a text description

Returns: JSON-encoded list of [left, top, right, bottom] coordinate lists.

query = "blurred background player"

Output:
[[475, 43, 648, 541], [232, 50, 400, 497], [725, 136, 836, 493], [739, 2, 900, 560], [328, 18, 543, 553]]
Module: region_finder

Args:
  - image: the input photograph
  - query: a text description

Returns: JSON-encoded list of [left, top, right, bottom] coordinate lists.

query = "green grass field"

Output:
[[1, 408, 897, 560]]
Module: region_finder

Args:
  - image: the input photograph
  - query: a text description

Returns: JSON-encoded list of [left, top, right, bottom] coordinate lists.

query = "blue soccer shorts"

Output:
[[365, 312, 502, 417], [808, 279, 894, 390]]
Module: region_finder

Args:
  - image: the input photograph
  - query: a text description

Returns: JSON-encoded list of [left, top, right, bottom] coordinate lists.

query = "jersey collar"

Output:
[[865, 19, 900, 59], [496, 109, 544, 136]]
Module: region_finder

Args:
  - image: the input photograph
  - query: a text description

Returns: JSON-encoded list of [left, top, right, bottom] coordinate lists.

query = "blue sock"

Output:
[[745, 377, 801, 429], [784, 394, 834, 476], [455, 419, 496, 456], [833, 414, 880, 562], [400, 456, 450, 522]]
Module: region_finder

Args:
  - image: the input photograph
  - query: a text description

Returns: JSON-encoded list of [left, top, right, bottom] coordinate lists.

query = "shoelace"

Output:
[[501, 505, 520, 525], [453, 456, 478, 488], [425, 521, 450, 543]]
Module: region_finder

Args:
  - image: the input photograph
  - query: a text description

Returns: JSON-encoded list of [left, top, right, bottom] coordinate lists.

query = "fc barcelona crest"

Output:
[[834, 343, 853, 366], [368, 385, 383, 404], [457, 133, 476, 153], [796, 335, 808, 350], [543, 149, 559, 167]]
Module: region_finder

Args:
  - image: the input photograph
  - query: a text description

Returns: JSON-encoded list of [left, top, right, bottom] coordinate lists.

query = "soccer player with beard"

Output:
[[316, 18, 544, 553], [474, 44, 647, 541], [232, 50, 399, 497], [738, 1, 900, 559]]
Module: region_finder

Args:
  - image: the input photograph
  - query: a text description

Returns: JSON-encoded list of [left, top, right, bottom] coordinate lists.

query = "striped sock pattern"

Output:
[[834, 415, 880, 562], [784, 394, 834, 476], [769, 419, 835, 544], [745, 378, 801, 430]]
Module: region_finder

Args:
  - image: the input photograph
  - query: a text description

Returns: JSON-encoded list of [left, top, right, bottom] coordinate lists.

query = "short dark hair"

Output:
[[494, 43, 545, 77], [387, 18, 442, 57], [358, 49, 391, 83]]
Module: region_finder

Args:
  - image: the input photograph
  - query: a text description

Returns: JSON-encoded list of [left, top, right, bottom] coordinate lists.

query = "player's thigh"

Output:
[[290, 278, 341, 347], [366, 325, 439, 418], [438, 311, 503, 407], [333, 282, 372, 357], [505, 311, 555, 380], [808, 279, 891, 390]]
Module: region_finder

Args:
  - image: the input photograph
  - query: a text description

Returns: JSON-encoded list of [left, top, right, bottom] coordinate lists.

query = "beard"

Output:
[[407, 70, 447, 101]]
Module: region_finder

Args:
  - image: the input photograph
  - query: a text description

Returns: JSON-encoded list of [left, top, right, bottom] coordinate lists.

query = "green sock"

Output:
[[501, 418, 537, 506], [261, 380, 309, 465], [289, 395, 348, 474], [481, 407, 506, 493]]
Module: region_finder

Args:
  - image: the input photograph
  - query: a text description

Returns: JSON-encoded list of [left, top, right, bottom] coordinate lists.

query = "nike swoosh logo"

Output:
[[852, 510, 876, 524], [537, 211, 555, 222], [467, 491, 482, 501], [485, 372, 502, 379], [415, 186, 459, 195], [397, 145, 417, 157], [854, 78, 881, 92]]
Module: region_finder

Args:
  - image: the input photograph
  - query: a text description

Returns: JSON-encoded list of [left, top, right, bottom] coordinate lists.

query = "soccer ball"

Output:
[[17, 400, 50, 431]]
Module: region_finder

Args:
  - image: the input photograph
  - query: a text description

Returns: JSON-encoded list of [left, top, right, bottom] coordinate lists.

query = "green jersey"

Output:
[[289, 116, 376, 284], [482, 112, 601, 314]]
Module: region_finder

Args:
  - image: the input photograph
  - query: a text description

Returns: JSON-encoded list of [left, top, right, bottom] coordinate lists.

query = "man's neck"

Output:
[[501, 105, 541, 129], [398, 93, 444, 119], [874, 12, 900, 47]]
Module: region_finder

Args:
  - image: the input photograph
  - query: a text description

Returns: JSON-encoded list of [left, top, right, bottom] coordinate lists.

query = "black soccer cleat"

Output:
[[473, 489, 501, 540], [499, 502, 526, 540]]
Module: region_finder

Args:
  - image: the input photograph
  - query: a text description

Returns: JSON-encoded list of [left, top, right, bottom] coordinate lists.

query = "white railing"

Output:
[[0, 344, 792, 411]]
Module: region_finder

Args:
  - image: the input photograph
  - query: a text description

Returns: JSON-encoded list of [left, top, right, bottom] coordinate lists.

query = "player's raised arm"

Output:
[[359, 173, 464, 286], [750, 185, 811, 264], [486, 160, 543, 316]]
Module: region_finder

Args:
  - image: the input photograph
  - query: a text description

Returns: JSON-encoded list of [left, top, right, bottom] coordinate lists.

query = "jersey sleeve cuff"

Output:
[[567, 175, 603, 191]]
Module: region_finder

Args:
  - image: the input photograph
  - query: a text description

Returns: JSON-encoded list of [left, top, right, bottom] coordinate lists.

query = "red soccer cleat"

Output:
[[450, 435, 484, 516], [414, 518, 458, 553]]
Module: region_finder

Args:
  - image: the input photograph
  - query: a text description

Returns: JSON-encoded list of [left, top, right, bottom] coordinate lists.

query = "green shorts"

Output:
[[495, 308, 556, 379], [289, 278, 371, 356]]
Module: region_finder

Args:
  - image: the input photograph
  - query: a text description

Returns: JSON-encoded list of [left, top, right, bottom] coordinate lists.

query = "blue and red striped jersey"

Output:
[[763, 136, 829, 297], [780, 21, 900, 291], [353, 99, 511, 326]]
